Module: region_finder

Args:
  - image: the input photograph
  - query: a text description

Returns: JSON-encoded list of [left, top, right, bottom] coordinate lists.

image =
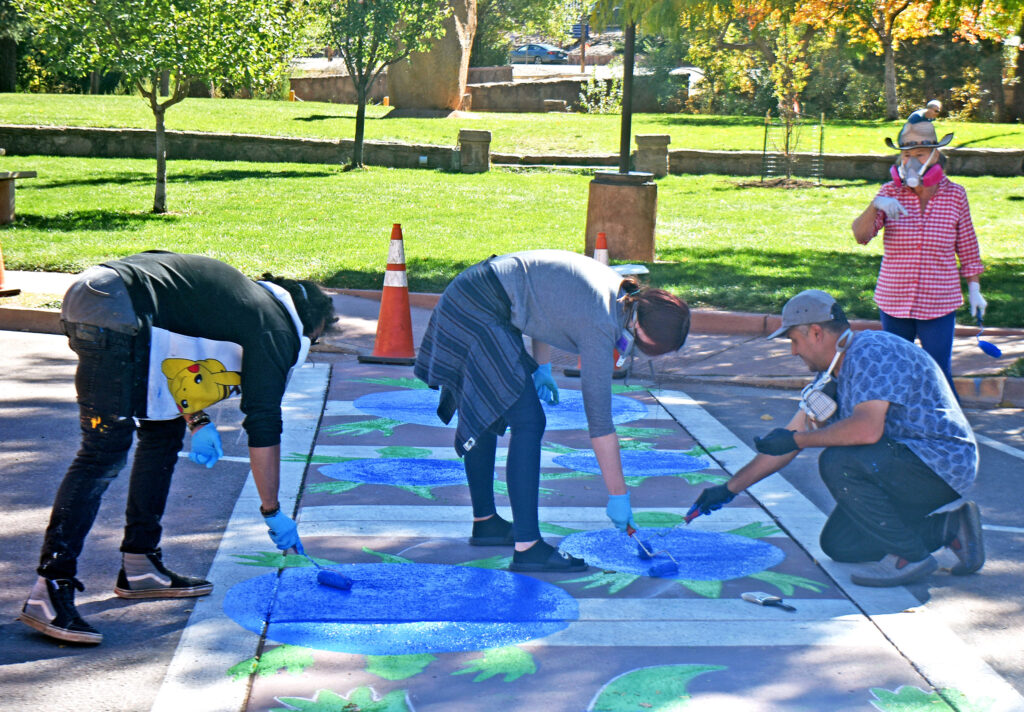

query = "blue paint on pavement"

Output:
[[319, 458, 466, 487], [352, 388, 648, 431], [560, 528, 785, 580], [223, 564, 579, 655], [553, 450, 710, 476]]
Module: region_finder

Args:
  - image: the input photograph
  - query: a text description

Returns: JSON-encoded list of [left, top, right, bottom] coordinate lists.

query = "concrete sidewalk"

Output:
[[2, 270, 1022, 408]]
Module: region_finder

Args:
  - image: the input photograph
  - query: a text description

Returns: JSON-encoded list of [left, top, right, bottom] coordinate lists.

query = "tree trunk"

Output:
[[1013, 17, 1024, 122], [153, 108, 168, 213], [883, 38, 898, 120], [0, 37, 16, 93], [160, 71, 170, 97], [89, 70, 100, 94], [351, 85, 366, 168]]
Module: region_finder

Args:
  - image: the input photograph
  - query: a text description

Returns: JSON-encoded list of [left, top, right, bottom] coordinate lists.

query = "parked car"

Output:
[[509, 44, 568, 64]]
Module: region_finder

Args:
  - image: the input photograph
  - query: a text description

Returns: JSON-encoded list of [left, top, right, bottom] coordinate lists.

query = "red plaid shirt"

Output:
[[870, 177, 984, 320]]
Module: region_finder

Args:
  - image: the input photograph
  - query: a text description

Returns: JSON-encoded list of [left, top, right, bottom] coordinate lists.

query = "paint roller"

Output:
[[626, 524, 680, 578], [294, 543, 353, 591], [975, 317, 1002, 358]]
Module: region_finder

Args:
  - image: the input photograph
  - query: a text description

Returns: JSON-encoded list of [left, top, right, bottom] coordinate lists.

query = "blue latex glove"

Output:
[[606, 492, 637, 531], [189, 423, 223, 469], [264, 510, 301, 551], [753, 428, 800, 456], [686, 484, 736, 522], [532, 363, 559, 404]]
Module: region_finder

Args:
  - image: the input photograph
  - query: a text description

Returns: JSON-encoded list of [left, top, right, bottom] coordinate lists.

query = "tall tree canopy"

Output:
[[315, 0, 451, 169], [20, 0, 299, 212]]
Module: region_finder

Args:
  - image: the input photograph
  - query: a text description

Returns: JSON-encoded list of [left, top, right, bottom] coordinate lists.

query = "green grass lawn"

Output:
[[3, 155, 1022, 326], [3, 93, 1024, 155]]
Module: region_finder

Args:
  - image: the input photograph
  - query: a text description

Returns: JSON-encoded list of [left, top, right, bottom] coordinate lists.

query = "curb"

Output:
[[3, 291, 1021, 409]]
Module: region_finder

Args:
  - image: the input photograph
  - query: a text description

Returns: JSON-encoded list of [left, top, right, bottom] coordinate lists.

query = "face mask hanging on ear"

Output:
[[799, 328, 853, 423], [615, 303, 639, 369]]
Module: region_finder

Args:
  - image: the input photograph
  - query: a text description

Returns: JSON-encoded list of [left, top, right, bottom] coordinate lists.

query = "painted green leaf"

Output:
[[611, 384, 647, 393], [616, 426, 675, 439], [282, 453, 359, 464], [453, 646, 537, 683], [365, 653, 437, 681], [228, 644, 315, 681], [460, 555, 513, 569], [623, 476, 649, 487], [591, 664, 726, 711], [351, 377, 429, 390], [376, 446, 433, 459], [748, 571, 827, 595], [323, 418, 404, 437], [397, 485, 436, 500], [540, 471, 594, 481], [361, 547, 413, 564], [619, 439, 655, 451], [563, 570, 641, 594], [233, 551, 334, 569], [634, 512, 684, 528], [868, 685, 967, 711], [677, 579, 723, 598], [726, 522, 782, 539], [272, 686, 412, 712], [679, 472, 729, 485], [495, 480, 556, 497], [684, 444, 735, 456], [541, 441, 577, 454], [308, 481, 363, 495], [539, 522, 583, 535]]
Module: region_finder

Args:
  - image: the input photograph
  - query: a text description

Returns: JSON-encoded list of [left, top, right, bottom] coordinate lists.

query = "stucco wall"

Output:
[[289, 74, 388, 104]]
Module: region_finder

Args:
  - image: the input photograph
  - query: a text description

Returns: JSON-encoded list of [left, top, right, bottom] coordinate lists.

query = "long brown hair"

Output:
[[621, 279, 690, 355]]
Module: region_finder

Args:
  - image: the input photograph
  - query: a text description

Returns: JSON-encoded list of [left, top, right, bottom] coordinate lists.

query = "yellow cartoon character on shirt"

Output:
[[161, 358, 241, 414]]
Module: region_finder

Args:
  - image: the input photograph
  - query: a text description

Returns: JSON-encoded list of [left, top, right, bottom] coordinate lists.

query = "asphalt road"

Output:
[[2, 329, 1022, 709], [676, 379, 1024, 696]]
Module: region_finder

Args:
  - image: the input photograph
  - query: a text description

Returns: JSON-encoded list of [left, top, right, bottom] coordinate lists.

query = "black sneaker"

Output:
[[509, 540, 588, 573], [18, 576, 102, 645], [114, 550, 213, 599]]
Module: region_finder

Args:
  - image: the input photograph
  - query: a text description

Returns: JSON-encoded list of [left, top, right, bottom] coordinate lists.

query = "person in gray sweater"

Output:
[[415, 250, 690, 571]]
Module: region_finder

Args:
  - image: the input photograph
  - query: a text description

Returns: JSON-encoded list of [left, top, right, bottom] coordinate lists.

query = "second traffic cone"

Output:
[[565, 232, 626, 379], [593, 232, 609, 265], [358, 224, 415, 365], [0, 238, 20, 298]]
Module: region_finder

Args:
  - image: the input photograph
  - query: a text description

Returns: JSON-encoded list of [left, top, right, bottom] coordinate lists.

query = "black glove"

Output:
[[687, 484, 737, 521], [754, 428, 800, 456]]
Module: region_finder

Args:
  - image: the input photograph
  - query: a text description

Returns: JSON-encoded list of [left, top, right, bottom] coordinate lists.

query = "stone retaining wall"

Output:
[[0, 124, 458, 171], [3, 124, 1021, 178]]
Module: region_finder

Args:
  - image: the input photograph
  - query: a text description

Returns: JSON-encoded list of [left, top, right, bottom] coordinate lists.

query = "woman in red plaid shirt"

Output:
[[851, 109, 986, 389]]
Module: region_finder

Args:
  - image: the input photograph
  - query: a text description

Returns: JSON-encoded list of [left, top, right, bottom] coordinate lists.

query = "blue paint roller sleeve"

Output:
[[648, 561, 679, 578], [316, 569, 354, 590]]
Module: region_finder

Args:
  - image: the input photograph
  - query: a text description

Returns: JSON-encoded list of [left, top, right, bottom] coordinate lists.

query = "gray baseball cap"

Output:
[[768, 289, 841, 339]]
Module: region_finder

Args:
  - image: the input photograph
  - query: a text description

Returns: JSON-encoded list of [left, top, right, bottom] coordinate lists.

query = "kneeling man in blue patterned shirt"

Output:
[[688, 289, 983, 588]]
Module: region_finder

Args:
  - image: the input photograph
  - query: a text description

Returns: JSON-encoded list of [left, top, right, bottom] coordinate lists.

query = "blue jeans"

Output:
[[38, 322, 186, 580], [818, 437, 959, 563], [879, 309, 956, 392], [463, 380, 546, 543]]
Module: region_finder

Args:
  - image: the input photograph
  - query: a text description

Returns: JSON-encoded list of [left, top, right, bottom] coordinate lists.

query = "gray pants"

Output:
[[62, 265, 140, 334]]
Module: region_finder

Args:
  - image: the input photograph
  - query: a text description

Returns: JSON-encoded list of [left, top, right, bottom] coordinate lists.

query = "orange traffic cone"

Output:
[[564, 232, 626, 379], [358, 224, 416, 365], [0, 238, 20, 298], [593, 231, 609, 265]]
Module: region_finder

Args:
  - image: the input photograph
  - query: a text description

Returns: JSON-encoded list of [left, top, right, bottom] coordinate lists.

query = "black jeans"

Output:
[[818, 436, 959, 563], [38, 323, 186, 580], [464, 380, 546, 543]]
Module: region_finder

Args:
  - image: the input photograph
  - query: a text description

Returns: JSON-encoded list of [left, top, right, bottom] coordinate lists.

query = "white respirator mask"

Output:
[[799, 328, 853, 423]]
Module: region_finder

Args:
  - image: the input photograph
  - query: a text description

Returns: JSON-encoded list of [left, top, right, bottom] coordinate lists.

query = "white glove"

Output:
[[872, 196, 908, 221], [968, 282, 987, 319]]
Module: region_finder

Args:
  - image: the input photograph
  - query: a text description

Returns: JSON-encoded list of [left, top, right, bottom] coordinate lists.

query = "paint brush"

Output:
[[294, 543, 353, 591], [742, 591, 796, 612]]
